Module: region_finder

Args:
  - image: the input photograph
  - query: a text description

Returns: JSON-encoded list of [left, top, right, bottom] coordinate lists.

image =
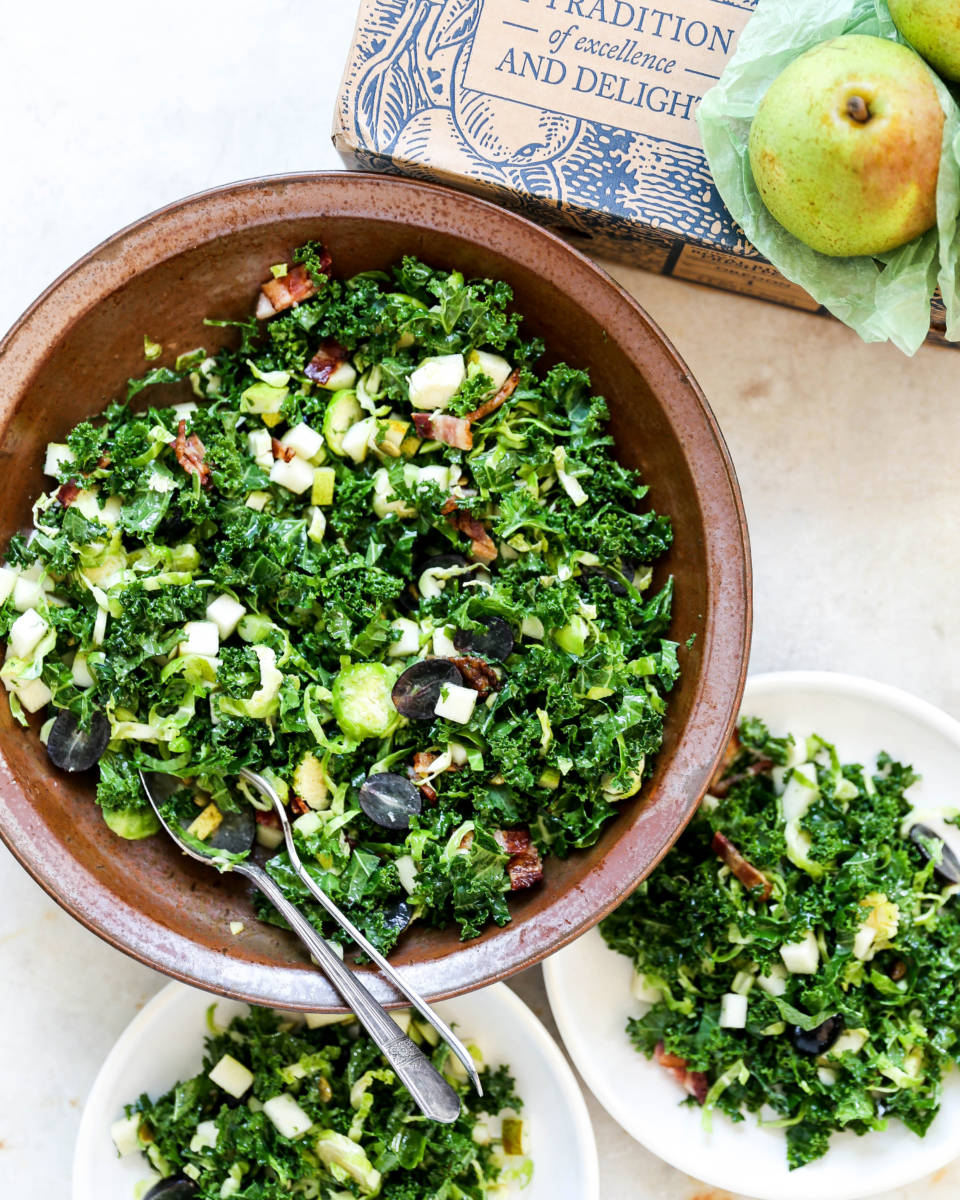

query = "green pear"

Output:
[[889, 0, 960, 81], [748, 35, 943, 257]]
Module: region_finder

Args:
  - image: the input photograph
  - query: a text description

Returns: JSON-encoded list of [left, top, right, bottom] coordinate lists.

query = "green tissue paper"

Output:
[[698, 0, 960, 355]]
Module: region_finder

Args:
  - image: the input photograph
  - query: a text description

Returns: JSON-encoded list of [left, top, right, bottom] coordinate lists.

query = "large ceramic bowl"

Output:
[[0, 173, 751, 1007]]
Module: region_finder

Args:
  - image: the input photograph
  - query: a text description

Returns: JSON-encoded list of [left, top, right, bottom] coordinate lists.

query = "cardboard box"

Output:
[[334, 0, 948, 342]]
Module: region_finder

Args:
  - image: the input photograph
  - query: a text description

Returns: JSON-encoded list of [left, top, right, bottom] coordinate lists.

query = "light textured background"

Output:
[[2, 3, 960, 1197]]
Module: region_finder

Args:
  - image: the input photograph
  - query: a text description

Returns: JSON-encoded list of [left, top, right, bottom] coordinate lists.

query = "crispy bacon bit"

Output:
[[409, 750, 441, 804], [711, 758, 774, 800], [447, 510, 497, 563], [655, 1042, 708, 1104], [493, 828, 532, 856], [507, 845, 543, 890], [171, 419, 212, 487], [254, 807, 281, 829], [465, 368, 520, 422], [412, 750, 440, 775], [411, 411, 474, 450], [450, 655, 500, 700], [56, 480, 81, 507], [271, 437, 295, 462], [711, 830, 772, 901], [258, 262, 322, 318], [708, 730, 741, 795], [492, 828, 544, 891], [96, 453, 111, 470], [304, 339, 348, 384], [289, 795, 309, 817]]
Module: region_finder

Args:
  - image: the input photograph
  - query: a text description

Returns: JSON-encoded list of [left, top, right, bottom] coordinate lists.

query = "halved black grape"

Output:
[[144, 1177, 197, 1200], [392, 660, 463, 721], [358, 772, 422, 831], [452, 616, 514, 661], [910, 824, 960, 885], [790, 1014, 844, 1056], [46, 709, 111, 772]]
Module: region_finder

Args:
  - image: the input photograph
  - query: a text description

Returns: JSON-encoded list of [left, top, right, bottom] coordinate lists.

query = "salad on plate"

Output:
[[601, 718, 960, 1169], [0, 242, 678, 950], [111, 1004, 529, 1198]]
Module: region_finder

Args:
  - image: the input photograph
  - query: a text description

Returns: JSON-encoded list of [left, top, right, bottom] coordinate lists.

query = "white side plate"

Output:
[[545, 671, 960, 1200], [73, 980, 598, 1200]]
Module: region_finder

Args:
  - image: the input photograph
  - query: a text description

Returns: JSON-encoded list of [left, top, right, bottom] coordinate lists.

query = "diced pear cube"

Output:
[[263, 1093, 313, 1139], [281, 422, 324, 462], [467, 349, 512, 389], [9, 608, 49, 659], [245, 490, 270, 511], [388, 617, 420, 657], [340, 417, 376, 464], [270, 455, 315, 494], [13, 575, 44, 613], [44, 443, 75, 477], [780, 930, 820, 975], [408, 354, 465, 410], [306, 507, 326, 544], [318, 361, 357, 391], [208, 1053, 254, 1098], [311, 467, 336, 506], [187, 803, 223, 842], [205, 594, 245, 640], [434, 681, 477, 724], [719, 992, 748, 1028], [16, 677, 53, 713], [180, 620, 219, 659], [0, 566, 18, 604], [110, 1113, 142, 1157]]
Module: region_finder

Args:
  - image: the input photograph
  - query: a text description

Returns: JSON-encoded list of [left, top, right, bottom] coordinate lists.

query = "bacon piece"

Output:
[[289, 795, 309, 817], [409, 750, 440, 804], [411, 411, 473, 450], [708, 730, 742, 795], [258, 262, 323, 318], [493, 828, 543, 891], [507, 845, 543, 890], [96, 453, 111, 470], [304, 339, 348, 384], [465, 368, 520, 422], [447, 510, 497, 563], [254, 807, 281, 829], [271, 437, 295, 462], [450, 655, 500, 700], [711, 830, 772, 901], [493, 829, 532, 856], [710, 758, 774, 800], [655, 1042, 708, 1104], [56, 480, 81, 507], [171, 419, 211, 487]]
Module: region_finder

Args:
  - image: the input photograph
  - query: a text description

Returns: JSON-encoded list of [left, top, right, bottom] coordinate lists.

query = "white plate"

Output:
[[73, 980, 598, 1200], [544, 671, 960, 1200]]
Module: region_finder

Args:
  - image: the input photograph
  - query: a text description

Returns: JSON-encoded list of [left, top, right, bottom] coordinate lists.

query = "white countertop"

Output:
[[3, 3, 960, 1197]]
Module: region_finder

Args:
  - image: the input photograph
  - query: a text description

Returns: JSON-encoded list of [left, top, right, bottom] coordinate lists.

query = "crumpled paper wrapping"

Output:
[[698, 0, 960, 355]]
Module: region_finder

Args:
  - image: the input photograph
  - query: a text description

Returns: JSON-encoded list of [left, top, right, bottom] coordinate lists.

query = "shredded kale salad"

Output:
[[111, 1005, 529, 1198], [0, 242, 677, 950], [601, 718, 960, 1169]]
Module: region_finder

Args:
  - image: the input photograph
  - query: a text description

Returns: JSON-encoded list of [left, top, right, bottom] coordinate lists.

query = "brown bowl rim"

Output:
[[0, 172, 751, 1006]]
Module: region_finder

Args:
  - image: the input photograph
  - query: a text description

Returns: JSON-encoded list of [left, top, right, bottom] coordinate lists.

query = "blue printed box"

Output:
[[334, 0, 827, 315]]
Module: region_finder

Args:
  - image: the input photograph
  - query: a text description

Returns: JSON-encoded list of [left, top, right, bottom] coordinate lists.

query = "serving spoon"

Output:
[[139, 770, 461, 1124], [237, 766, 482, 1094]]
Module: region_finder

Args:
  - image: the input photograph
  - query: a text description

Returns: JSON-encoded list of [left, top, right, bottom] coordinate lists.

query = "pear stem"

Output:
[[846, 95, 870, 123]]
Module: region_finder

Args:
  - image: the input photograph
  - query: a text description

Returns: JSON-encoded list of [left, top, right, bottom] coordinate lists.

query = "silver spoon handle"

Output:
[[237, 859, 460, 1125], [240, 768, 481, 1093]]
